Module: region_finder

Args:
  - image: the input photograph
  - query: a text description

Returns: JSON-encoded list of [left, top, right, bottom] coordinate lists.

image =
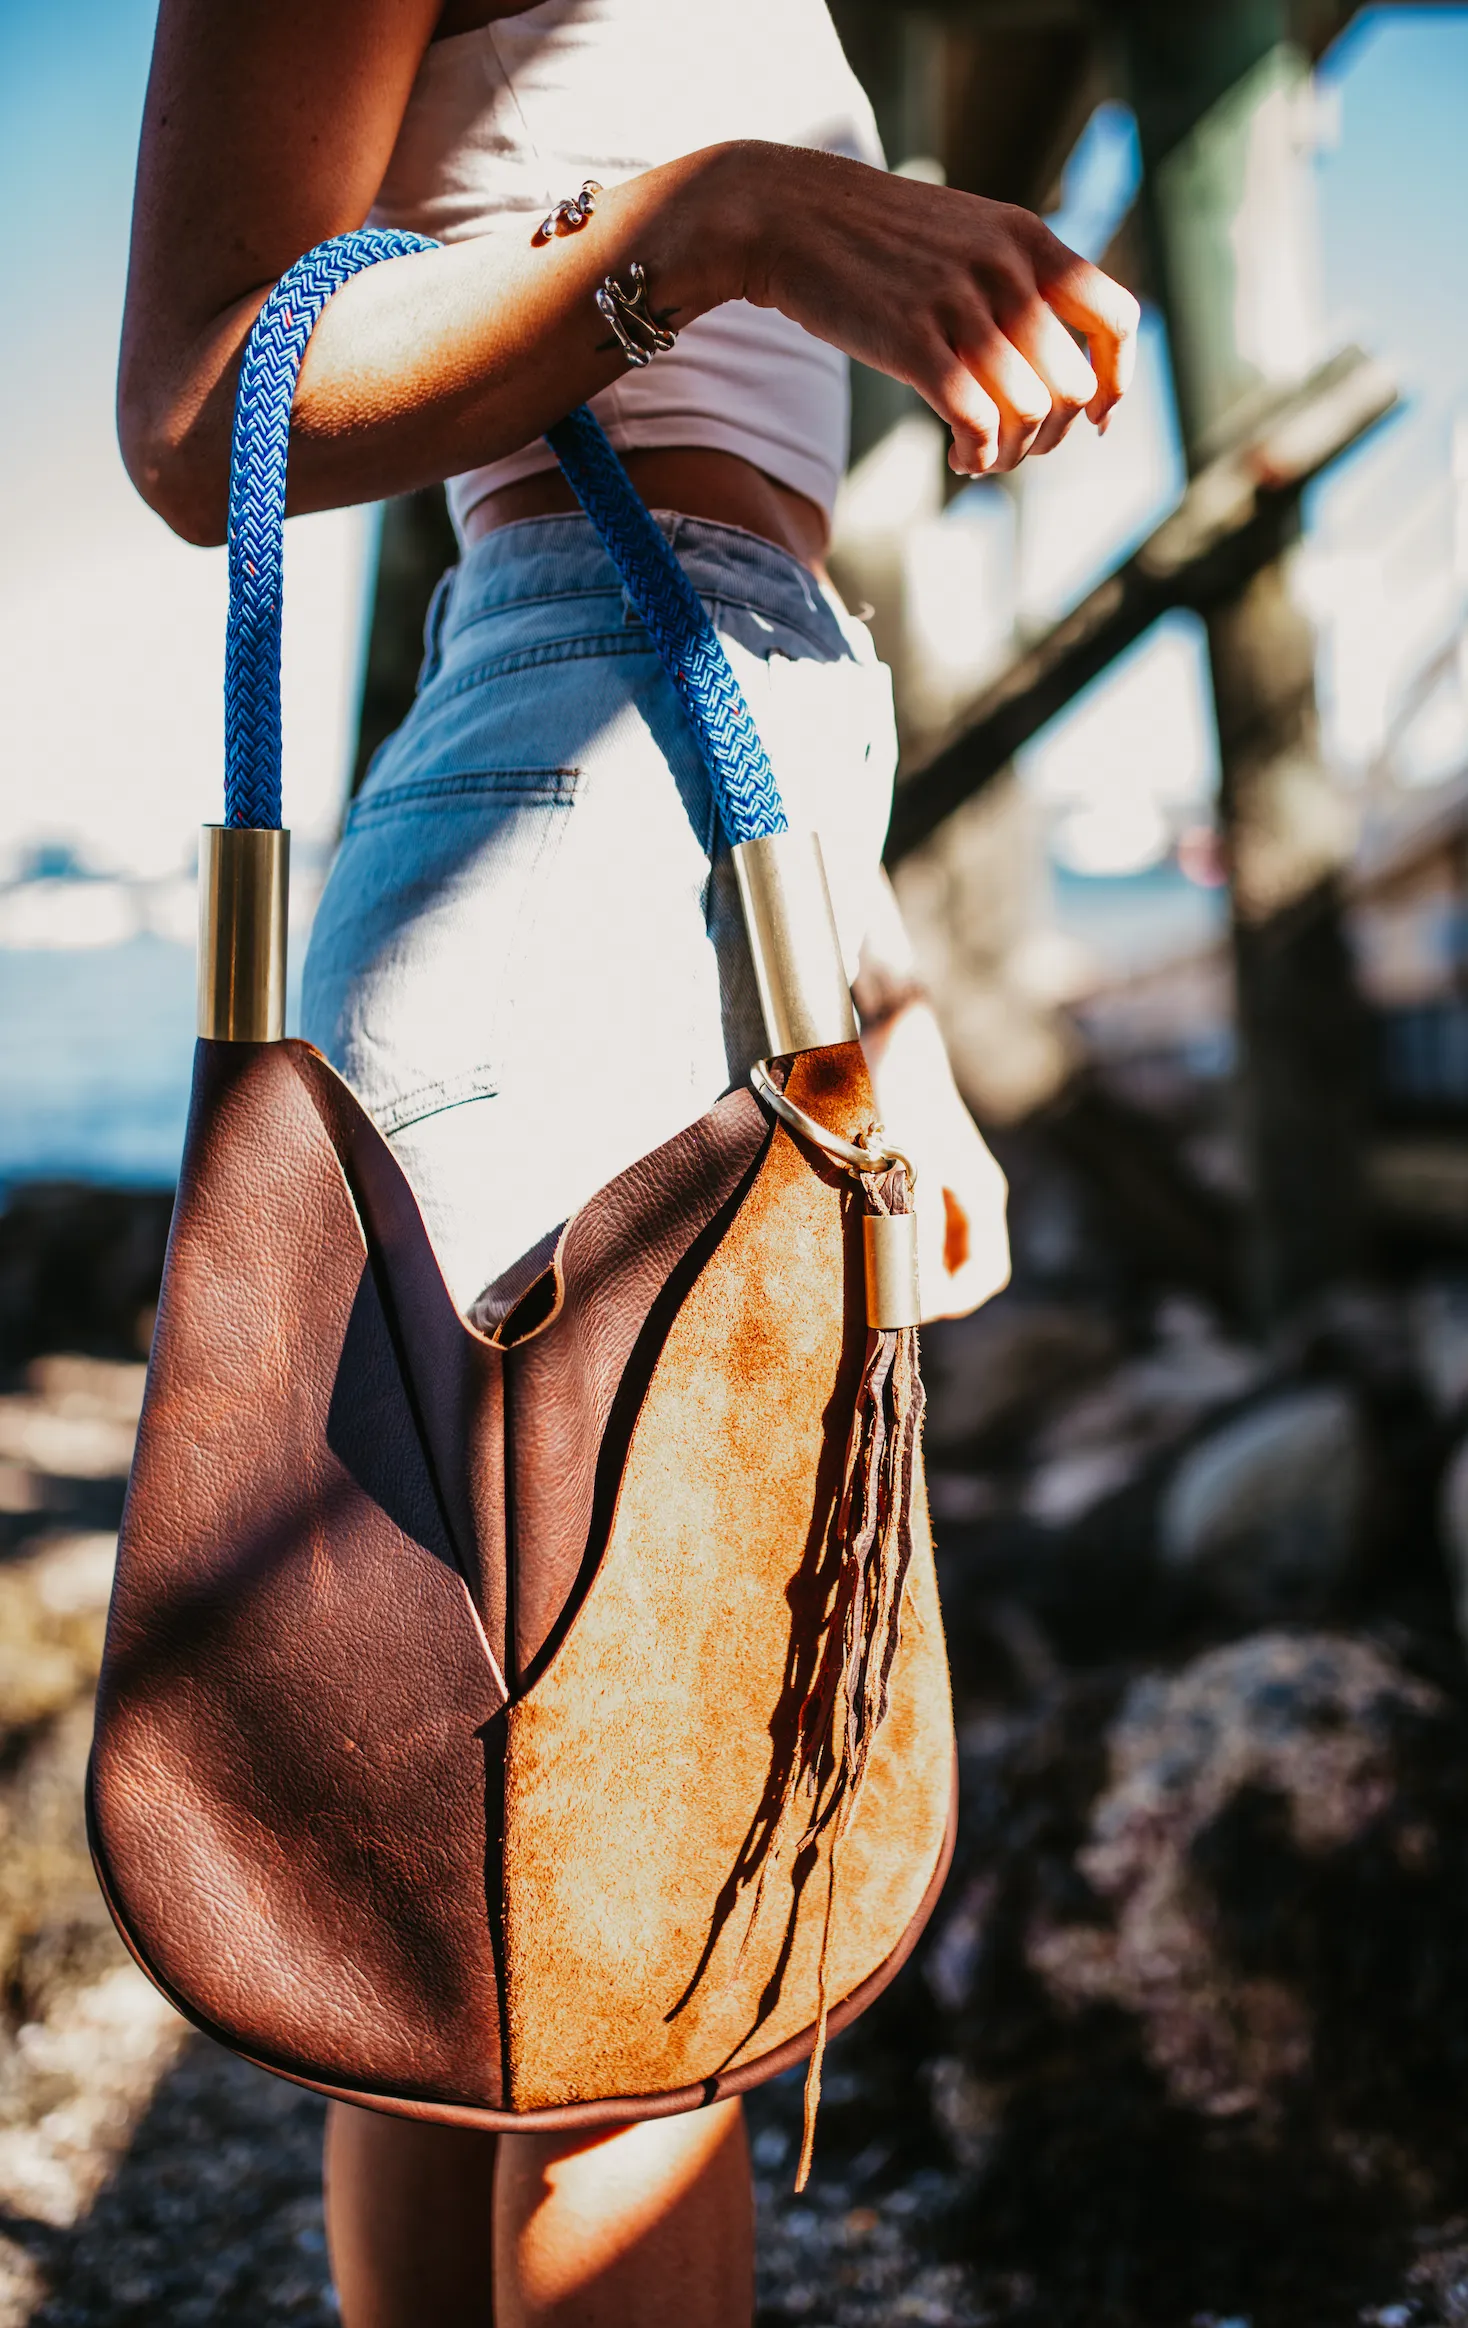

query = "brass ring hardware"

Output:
[[749, 1060, 916, 1188]]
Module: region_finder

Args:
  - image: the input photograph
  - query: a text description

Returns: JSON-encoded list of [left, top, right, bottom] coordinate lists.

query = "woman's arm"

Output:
[[122, 0, 1140, 546], [120, 0, 748, 542]]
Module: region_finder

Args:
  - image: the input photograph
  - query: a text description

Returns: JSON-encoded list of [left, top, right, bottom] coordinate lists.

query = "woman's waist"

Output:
[[430, 506, 866, 677], [448, 304, 850, 567], [459, 448, 831, 576]]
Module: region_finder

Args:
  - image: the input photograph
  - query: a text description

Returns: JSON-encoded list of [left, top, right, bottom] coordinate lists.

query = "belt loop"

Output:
[[417, 563, 457, 689]]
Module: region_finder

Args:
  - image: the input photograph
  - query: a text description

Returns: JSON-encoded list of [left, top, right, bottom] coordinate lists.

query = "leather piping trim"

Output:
[[86, 1750, 956, 2130]]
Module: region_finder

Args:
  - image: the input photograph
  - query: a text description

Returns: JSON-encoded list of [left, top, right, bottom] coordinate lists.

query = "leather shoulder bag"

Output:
[[88, 230, 956, 2186]]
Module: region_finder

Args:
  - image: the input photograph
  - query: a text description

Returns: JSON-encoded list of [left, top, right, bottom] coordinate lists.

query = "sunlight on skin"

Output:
[[493, 2101, 754, 2328], [327, 2100, 753, 2328], [861, 996, 1011, 1323], [325, 2104, 499, 2328]]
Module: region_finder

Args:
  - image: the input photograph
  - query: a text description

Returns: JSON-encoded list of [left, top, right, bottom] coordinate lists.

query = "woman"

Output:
[[120, 2, 1138, 2319]]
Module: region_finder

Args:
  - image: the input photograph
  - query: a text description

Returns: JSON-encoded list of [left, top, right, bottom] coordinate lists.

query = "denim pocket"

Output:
[[301, 767, 582, 1135]]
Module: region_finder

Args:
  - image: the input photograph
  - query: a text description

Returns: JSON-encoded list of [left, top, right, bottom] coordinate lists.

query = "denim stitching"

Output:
[[417, 565, 459, 688], [376, 1068, 501, 1137], [421, 630, 653, 706], [452, 579, 834, 653], [616, 588, 843, 662], [428, 599, 846, 709], [348, 768, 579, 825], [449, 582, 626, 627]]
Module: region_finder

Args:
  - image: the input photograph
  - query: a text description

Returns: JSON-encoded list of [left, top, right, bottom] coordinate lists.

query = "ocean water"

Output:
[[0, 865, 1227, 1199], [0, 939, 196, 1191], [0, 937, 303, 1196]]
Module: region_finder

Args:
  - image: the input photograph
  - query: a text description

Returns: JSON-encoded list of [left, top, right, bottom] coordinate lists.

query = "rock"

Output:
[[1284, 1285, 1416, 1401], [925, 2054, 1005, 2177], [24, 1356, 147, 1426], [924, 1471, 1000, 1526], [1023, 1297, 1261, 1531], [0, 1360, 142, 1555], [0, 1961, 187, 2237], [1022, 1439, 1146, 1528], [879, 1626, 1468, 2325], [920, 1297, 1117, 1461], [0, 1679, 127, 2035], [0, 1184, 170, 1371], [0, 1534, 115, 1745], [1026, 1632, 1446, 2121], [21, 2036, 333, 2327], [1408, 1277, 1468, 1416], [1159, 1384, 1365, 1615], [1437, 1433, 1468, 1649], [0, 1398, 139, 1489]]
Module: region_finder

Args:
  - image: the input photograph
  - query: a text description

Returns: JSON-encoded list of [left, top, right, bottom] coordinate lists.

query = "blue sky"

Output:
[[0, 0, 371, 883], [1318, 8, 1468, 420], [0, 0, 156, 496]]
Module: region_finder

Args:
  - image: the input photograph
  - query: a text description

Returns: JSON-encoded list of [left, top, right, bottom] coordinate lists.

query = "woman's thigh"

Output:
[[325, 2102, 498, 2328], [493, 2102, 754, 2328], [325, 2100, 753, 2328]]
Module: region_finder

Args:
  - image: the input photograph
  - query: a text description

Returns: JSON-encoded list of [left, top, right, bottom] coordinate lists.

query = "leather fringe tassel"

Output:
[[731, 1163, 925, 2191]]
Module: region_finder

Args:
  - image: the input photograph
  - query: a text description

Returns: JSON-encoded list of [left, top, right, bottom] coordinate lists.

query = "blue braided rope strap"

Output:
[[545, 407, 788, 847], [224, 228, 437, 829], [223, 229, 787, 845]]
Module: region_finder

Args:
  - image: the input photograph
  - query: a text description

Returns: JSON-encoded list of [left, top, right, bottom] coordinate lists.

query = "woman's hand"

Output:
[[861, 996, 1011, 1324], [731, 143, 1140, 479], [853, 878, 1009, 1322]]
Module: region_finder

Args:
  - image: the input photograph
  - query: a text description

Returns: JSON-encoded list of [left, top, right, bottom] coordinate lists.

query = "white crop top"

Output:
[[370, 0, 885, 535]]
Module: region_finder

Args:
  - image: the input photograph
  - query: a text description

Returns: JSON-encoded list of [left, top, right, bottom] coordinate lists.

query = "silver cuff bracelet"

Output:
[[596, 263, 677, 368]]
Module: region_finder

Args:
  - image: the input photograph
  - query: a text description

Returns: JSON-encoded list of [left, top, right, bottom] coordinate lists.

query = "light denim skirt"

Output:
[[301, 512, 897, 1309]]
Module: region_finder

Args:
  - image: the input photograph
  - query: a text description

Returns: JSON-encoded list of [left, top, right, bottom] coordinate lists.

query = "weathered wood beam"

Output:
[[350, 487, 458, 800], [905, 0, 1379, 66], [886, 346, 1397, 867]]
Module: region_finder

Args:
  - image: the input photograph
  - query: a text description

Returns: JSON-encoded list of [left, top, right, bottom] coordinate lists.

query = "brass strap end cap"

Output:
[[197, 824, 289, 1042], [732, 829, 858, 1056]]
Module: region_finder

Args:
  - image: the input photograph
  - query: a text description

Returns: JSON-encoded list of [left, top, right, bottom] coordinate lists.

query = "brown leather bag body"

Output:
[[87, 241, 956, 2169], [90, 1037, 955, 2132]]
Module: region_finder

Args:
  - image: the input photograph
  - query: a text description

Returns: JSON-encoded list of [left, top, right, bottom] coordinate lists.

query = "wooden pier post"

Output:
[[1125, 0, 1369, 1320]]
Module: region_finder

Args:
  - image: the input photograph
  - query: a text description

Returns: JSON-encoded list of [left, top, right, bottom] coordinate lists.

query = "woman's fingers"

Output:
[[921, 343, 1003, 475], [952, 322, 1053, 471], [925, 322, 1077, 476], [1035, 240, 1141, 427], [906, 221, 1140, 476], [1006, 296, 1099, 453]]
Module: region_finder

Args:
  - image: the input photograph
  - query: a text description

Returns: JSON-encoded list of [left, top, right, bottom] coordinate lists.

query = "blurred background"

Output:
[[3, 3, 1468, 2324]]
